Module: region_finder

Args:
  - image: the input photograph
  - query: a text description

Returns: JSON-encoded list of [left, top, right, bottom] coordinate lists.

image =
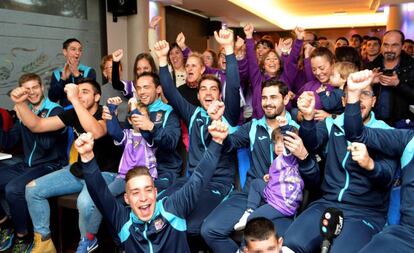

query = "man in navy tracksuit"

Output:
[[343, 70, 414, 253], [49, 38, 96, 107], [126, 72, 183, 190], [0, 73, 67, 252], [77, 119, 228, 253], [154, 29, 240, 237], [283, 84, 398, 253], [201, 79, 320, 253]]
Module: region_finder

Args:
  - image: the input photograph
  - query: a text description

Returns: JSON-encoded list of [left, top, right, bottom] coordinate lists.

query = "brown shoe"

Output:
[[31, 232, 56, 253]]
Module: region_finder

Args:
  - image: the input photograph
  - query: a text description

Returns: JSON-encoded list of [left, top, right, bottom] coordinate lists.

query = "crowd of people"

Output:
[[0, 15, 413, 253]]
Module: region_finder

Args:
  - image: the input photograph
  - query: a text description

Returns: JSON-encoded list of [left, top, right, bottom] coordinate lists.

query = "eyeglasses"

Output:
[[343, 90, 374, 99], [360, 90, 374, 99]]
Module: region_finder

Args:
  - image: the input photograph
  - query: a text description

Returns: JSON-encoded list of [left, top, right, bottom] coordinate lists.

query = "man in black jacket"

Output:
[[364, 30, 414, 126]]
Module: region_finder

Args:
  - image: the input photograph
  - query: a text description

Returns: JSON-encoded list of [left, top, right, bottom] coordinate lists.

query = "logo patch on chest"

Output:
[[154, 218, 165, 231], [155, 112, 163, 124]]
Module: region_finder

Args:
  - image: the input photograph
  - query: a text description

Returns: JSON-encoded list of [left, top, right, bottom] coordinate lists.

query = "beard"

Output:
[[29, 95, 44, 107], [263, 105, 283, 120]]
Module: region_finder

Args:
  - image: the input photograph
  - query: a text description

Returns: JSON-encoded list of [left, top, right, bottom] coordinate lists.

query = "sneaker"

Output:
[[233, 209, 253, 231], [12, 237, 33, 253], [75, 237, 98, 253], [0, 228, 14, 251], [31, 232, 56, 253]]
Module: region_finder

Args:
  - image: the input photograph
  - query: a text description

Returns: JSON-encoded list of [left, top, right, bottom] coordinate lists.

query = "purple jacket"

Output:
[[296, 80, 334, 110], [263, 154, 304, 216], [246, 38, 302, 119], [288, 57, 316, 94]]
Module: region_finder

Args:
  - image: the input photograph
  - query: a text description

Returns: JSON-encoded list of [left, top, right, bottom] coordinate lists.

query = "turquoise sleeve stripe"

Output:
[[117, 219, 132, 243], [401, 137, 414, 169], [159, 201, 187, 232]]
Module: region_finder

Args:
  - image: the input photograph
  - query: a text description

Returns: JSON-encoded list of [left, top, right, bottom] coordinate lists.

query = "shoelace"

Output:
[[0, 229, 11, 243], [76, 239, 89, 252], [12, 239, 24, 253]]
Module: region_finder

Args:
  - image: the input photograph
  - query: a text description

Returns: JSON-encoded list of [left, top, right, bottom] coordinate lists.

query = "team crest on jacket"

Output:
[[155, 112, 163, 124], [154, 218, 165, 231]]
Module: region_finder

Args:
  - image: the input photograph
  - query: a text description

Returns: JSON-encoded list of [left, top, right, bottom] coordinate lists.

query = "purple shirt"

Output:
[[115, 129, 157, 179], [296, 80, 334, 110], [246, 38, 303, 119], [263, 154, 304, 216]]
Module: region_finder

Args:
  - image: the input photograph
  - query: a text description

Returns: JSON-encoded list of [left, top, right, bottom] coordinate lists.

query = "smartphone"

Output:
[[382, 69, 394, 76]]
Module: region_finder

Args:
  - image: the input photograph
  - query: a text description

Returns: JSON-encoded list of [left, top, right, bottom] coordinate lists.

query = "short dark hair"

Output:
[[310, 47, 335, 65], [404, 39, 414, 44], [133, 53, 157, 80], [261, 78, 289, 98], [318, 36, 328, 41], [384, 30, 405, 44], [367, 36, 381, 45], [305, 31, 318, 42], [76, 78, 101, 95], [335, 46, 361, 70], [244, 217, 278, 244], [125, 166, 152, 183], [168, 42, 183, 65], [335, 37, 349, 45], [351, 34, 363, 43], [18, 73, 42, 87], [136, 72, 161, 87], [63, 38, 81, 49], [256, 39, 274, 50], [198, 74, 222, 92]]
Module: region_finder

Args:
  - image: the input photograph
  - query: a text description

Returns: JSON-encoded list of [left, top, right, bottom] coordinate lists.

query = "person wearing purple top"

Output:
[[234, 121, 304, 231], [105, 98, 158, 179], [295, 47, 336, 121], [110, 50, 158, 100], [243, 24, 307, 119], [71, 97, 159, 253], [318, 61, 358, 115]]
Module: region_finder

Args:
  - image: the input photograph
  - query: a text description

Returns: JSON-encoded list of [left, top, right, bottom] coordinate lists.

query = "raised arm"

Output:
[[214, 28, 240, 125], [297, 91, 329, 151], [281, 27, 305, 88], [12, 87, 65, 133], [148, 15, 162, 69], [165, 120, 227, 217], [244, 24, 265, 119], [344, 70, 411, 156], [304, 44, 316, 83], [77, 133, 129, 233], [110, 49, 127, 92], [154, 40, 196, 123], [64, 84, 107, 139]]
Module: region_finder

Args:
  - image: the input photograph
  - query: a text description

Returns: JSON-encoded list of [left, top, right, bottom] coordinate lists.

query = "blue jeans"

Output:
[[78, 172, 125, 236], [25, 166, 115, 237], [0, 161, 59, 234]]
